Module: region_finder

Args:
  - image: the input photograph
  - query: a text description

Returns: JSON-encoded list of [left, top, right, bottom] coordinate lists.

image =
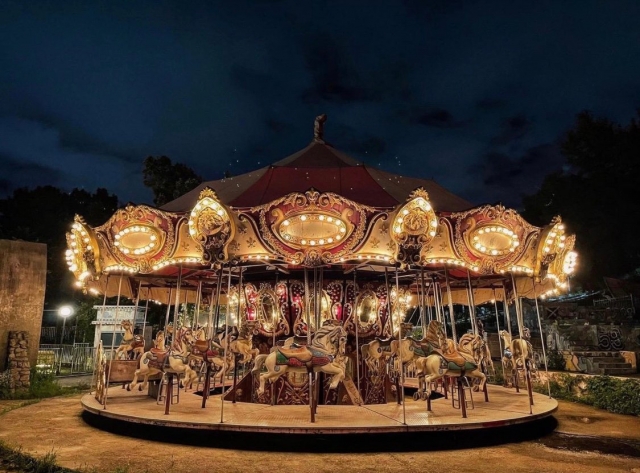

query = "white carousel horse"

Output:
[[115, 319, 145, 360], [458, 333, 495, 384], [413, 321, 487, 400], [127, 326, 198, 392], [252, 324, 348, 396]]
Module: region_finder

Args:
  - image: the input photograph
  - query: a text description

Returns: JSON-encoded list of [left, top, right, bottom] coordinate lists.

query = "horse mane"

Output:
[[310, 325, 343, 350], [425, 320, 443, 344]]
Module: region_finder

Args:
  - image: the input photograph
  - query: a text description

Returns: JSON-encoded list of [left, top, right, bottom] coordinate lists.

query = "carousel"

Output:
[[75, 116, 574, 435]]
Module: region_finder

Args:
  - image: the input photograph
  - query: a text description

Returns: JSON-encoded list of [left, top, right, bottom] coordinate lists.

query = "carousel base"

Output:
[[81, 383, 557, 435]]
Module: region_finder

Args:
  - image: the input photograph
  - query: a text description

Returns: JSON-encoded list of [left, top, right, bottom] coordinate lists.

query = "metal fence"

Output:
[[37, 344, 96, 375]]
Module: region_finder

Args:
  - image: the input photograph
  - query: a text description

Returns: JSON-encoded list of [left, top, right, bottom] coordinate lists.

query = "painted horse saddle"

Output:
[[148, 348, 170, 369], [432, 348, 476, 371], [276, 346, 313, 364]]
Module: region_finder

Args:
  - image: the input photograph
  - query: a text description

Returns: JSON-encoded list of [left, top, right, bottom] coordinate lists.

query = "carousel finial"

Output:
[[314, 114, 327, 143]]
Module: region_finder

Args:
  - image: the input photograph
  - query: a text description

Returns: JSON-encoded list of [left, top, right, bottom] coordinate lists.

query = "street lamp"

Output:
[[58, 305, 74, 345], [56, 305, 74, 375]]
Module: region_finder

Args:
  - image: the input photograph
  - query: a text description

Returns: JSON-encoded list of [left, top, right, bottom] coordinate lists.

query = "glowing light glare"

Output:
[[58, 305, 73, 318], [563, 251, 578, 275]]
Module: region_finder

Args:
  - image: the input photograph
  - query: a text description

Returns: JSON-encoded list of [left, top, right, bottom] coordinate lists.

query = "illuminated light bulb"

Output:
[[150, 235, 157, 241], [319, 239, 325, 245], [189, 229, 196, 235], [70, 234, 76, 240], [189, 220, 194, 225], [402, 209, 409, 215], [397, 217, 403, 224], [191, 211, 196, 217], [319, 215, 325, 221], [327, 217, 333, 222], [327, 238, 333, 243], [300, 215, 307, 221], [513, 241, 520, 247], [195, 204, 202, 211], [429, 230, 436, 237], [478, 229, 484, 234], [431, 220, 437, 227], [301, 239, 307, 245], [336, 235, 342, 240], [394, 226, 401, 233], [310, 240, 316, 246], [283, 220, 290, 226], [216, 210, 224, 216], [491, 250, 498, 255]]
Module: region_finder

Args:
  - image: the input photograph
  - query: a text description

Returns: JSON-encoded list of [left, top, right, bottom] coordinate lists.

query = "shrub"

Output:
[[586, 376, 640, 416]]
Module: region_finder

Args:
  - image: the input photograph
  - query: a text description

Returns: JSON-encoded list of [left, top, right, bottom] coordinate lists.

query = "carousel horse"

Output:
[[252, 324, 348, 396], [115, 319, 145, 360], [499, 330, 537, 384], [127, 326, 198, 392], [391, 319, 449, 367], [413, 321, 487, 401], [218, 324, 259, 364], [361, 337, 397, 374], [458, 333, 495, 384]]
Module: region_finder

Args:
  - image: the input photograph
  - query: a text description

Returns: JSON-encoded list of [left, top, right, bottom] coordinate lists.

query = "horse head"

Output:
[[121, 319, 133, 331]]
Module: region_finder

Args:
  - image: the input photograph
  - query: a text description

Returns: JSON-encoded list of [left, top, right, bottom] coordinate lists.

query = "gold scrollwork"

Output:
[[390, 188, 438, 265], [65, 215, 101, 290], [188, 188, 235, 263]]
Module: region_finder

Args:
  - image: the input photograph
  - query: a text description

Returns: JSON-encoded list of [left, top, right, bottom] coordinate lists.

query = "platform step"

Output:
[[601, 367, 637, 376], [593, 362, 632, 369]]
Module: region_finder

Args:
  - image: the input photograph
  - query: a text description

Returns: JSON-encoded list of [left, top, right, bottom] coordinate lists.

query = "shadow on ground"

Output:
[[81, 411, 560, 453]]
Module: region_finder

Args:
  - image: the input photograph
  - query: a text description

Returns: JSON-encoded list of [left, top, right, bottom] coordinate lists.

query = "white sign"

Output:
[[92, 306, 146, 325]]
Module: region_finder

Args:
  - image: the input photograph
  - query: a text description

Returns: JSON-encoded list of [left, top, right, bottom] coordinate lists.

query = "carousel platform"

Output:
[[81, 383, 557, 435]]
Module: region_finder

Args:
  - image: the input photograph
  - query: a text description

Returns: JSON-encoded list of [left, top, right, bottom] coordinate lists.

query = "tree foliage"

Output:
[[0, 186, 119, 311], [142, 156, 203, 207], [522, 111, 640, 286]]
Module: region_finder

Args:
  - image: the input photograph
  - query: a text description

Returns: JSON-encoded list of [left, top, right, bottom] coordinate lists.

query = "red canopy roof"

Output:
[[162, 140, 473, 211]]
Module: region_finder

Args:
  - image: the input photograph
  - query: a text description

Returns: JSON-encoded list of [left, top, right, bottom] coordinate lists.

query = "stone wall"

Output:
[[0, 240, 47, 372], [7, 331, 30, 393]]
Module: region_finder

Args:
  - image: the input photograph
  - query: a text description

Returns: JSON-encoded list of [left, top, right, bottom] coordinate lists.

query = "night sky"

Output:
[[2, 1, 640, 209]]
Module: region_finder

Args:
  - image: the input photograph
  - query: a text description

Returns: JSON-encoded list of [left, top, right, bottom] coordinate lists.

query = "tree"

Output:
[[0, 186, 119, 311], [522, 111, 640, 287], [142, 156, 203, 207]]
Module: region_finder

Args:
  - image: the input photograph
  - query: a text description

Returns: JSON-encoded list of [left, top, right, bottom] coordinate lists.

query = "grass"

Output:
[[0, 369, 90, 401]]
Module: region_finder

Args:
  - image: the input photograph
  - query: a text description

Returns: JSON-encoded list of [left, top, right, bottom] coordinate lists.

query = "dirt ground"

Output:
[[0, 395, 639, 473]]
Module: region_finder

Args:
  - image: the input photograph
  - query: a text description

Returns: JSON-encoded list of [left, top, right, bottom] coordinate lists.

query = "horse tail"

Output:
[[252, 354, 267, 374]]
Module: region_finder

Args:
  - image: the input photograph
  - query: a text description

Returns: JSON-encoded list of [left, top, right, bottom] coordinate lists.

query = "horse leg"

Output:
[[127, 371, 139, 391]]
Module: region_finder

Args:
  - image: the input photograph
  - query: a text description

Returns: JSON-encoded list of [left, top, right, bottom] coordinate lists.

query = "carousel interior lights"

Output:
[[278, 213, 348, 247]]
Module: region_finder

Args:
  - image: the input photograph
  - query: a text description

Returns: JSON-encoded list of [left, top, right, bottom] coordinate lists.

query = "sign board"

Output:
[[91, 306, 146, 325]]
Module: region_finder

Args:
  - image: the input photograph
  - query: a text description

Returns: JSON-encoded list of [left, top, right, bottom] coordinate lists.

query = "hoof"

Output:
[[413, 392, 420, 401], [138, 385, 143, 392], [422, 393, 429, 401], [126, 384, 131, 391]]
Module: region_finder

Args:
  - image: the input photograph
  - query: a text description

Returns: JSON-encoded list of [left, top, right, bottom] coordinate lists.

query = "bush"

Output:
[[0, 370, 11, 399], [0, 368, 88, 401], [586, 376, 640, 416]]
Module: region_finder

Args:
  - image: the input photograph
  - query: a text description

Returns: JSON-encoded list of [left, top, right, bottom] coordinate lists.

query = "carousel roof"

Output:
[[161, 139, 473, 211]]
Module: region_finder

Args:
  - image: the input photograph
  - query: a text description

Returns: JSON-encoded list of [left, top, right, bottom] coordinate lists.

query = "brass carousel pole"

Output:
[[194, 280, 203, 329], [220, 264, 233, 423], [437, 279, 449, 341], [163, 287, 173, 334], [173, 264, 183, 329], [354, 268, 361, 403], [532, 278, 552, 399], [103, 272, 124, 410], [212, 266, 224, 337], [419, 268, 426, 334], [93, 275, 109, 396], [466, 270, 477, 335], [395, 266, 406, 424], [444, 265, 458, 343], [304, 266, 314, 422], [493, 288, 506, 384], [140, 286, 150, 352], [511, 273, 533, 413], [232, 267, 244, 404], [384, 267, 400, 404]]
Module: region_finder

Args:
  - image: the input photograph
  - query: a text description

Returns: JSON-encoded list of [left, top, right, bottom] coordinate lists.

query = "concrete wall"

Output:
[[0, 240, 47, 372]]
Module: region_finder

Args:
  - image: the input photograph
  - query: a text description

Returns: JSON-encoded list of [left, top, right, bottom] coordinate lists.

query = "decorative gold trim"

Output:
[[188, 187, 235, 264], [390, 188, 438, 265], [65, 215, 101, 291]]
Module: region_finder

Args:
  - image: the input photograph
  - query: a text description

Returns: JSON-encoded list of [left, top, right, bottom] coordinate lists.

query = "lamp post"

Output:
[[56, 305, 74, 375]]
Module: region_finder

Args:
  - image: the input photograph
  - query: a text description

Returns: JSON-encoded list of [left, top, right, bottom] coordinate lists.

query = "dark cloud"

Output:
[[469, 143, 563, 207], [490, 115, 532, 146]]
